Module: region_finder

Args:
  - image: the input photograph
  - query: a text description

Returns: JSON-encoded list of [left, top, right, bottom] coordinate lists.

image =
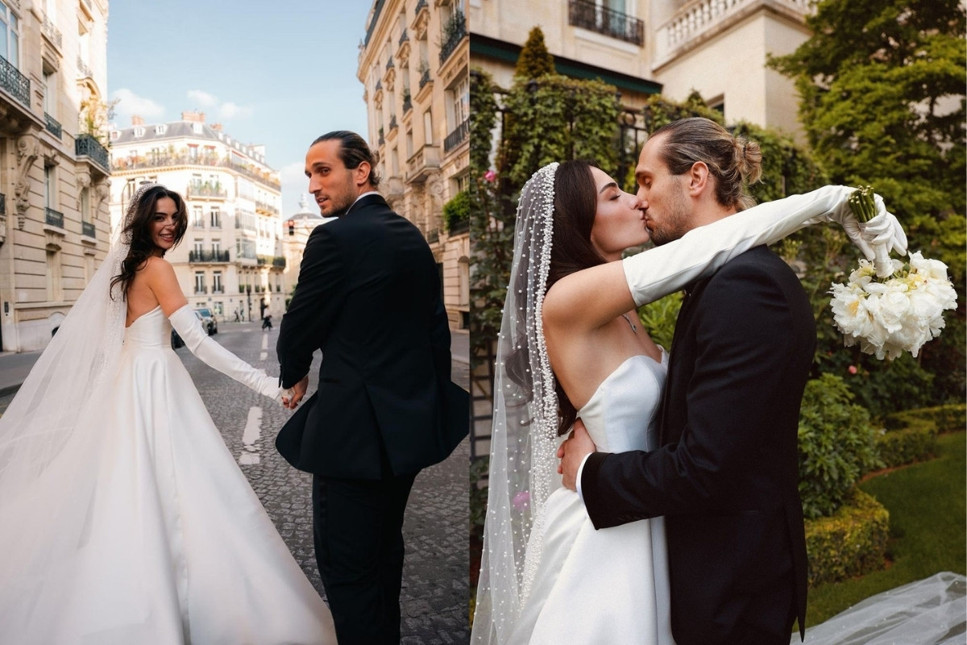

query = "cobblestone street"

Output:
[[0, 321, 470, 643]]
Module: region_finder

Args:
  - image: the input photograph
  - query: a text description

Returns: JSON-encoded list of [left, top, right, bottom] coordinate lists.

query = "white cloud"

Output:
[[218, 101, 254, 120], [110, 88, 165, 122], [186, 89, 218, 107]]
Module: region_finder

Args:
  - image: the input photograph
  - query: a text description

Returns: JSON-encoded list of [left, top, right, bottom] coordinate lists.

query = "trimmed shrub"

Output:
[[798, 374, 881, 519], [805, 488, 890, 587]]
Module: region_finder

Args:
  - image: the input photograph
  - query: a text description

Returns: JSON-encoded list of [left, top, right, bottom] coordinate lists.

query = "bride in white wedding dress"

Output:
[[0, 185, 335, 644], [471, 156, 904, 644]]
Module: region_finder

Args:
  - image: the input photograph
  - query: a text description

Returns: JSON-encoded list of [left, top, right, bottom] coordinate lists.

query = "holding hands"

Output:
[[281, 376, 309, 410]]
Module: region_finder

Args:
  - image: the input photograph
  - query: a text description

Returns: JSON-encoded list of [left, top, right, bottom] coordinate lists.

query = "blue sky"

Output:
[[107, 1, 371, 217]]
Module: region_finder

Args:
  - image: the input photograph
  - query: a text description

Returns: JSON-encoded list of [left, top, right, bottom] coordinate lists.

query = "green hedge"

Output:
[[875, 404, 966, 468], [805, 488, 890, 587]]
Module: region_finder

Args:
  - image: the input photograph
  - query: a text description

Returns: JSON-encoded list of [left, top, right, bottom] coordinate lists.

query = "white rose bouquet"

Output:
[[829, 187, 958, 360]]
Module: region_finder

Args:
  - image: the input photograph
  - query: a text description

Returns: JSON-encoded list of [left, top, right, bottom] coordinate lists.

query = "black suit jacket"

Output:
[[582, 246, 813, 644], [275, 194, 468, 480]]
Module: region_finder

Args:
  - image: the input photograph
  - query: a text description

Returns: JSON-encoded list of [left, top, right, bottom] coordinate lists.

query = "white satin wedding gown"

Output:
[[0, 306, 335, 644], [509, 354, 675, 645]]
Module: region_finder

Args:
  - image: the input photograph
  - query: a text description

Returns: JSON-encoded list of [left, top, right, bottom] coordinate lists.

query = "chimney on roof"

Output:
[[131, 115, 144, 126], [211, 123, 223, 132], [181, 111, 205, 123]]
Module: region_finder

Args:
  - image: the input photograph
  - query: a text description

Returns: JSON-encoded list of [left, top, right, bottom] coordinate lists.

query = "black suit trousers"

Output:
[[312, 472, 416, 645]]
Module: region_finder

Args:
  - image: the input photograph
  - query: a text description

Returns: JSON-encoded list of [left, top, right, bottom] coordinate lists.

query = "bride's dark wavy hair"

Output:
[[110, 185, 187, 299], [506, 160, 607, 436]]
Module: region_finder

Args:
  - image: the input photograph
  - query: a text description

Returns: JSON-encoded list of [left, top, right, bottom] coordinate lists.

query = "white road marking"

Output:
[[260, 332, 268, 361], [238, 406, 262, 465]]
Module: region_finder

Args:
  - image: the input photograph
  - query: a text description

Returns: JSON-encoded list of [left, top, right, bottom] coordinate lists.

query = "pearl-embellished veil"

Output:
[[471, 163, 563, 642]]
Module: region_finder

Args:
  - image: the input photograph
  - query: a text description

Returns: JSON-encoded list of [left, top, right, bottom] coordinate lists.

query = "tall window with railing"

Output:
[[194, 271, 206, 294], [0, 2, 20, 68], [568, 0, 644, 46], [191, 206, 204, 228]]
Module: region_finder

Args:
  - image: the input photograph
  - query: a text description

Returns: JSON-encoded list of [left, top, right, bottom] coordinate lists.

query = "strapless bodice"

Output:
[[577, 353, 667, 453], [124, 306, 171, 348]]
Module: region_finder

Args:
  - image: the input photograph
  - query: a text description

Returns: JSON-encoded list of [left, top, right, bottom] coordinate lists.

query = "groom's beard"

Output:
[[647, 183, 692, 246]]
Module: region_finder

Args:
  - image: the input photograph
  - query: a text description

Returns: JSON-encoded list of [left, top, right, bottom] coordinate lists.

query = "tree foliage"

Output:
[[771, 0, 966, 407], [514, 27, 555, 80]]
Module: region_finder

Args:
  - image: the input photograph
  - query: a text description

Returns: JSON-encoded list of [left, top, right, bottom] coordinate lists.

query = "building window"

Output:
[[193, 239, 204, 255], [212, 271, 223, 294], [0, 2, 20, 67], [192, 206, 204, 228], [194, 271, 206, 294], [213, 301, 223, 316], [46, 245, 62, 302], [43, 164, 55, 209], [568, 0, 644, 47], [79, 186, 91, 227], [423, 110, 433, 145], [209, 208, 221, 228]]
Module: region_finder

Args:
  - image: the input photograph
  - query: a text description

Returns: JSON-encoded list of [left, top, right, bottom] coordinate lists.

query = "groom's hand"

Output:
[[282, 375, 308, 409], [558, 420, 595, 491]]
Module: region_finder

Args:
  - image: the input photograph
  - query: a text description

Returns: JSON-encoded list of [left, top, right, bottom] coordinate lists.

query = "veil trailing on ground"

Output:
[[0, 185, 151, 510], [472, 163, 563, 643]]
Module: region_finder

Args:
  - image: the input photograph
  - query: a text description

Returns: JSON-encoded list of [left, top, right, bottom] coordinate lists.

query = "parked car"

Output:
[[194, 308, 218, 335]]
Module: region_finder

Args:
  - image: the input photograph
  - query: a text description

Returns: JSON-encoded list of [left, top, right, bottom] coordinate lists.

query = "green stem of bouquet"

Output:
[[848, 185, 877, 223]]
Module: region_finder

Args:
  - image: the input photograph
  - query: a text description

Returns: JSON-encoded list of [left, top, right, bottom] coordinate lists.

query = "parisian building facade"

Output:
[[470, 0, 814, 138], [108, 112, 287, 325], [0, 0, 112, 352], [358, 0, 470, 330]]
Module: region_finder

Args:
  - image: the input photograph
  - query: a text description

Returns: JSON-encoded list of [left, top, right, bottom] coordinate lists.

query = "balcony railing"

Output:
[[568, 0, 644, 46], [0, 193, 6, 216], [655, 0, 812, 63], [406, 144, 440, 182], [399, 29, 409, 46], [112, 152, 280, 188], [194, 286, 208, 294], [419, 68, 431, 89], [75, 134, 110, 173], [402, 94, 412, 114], [439, 11, 467, 64], [0, 55, 30, 107], [255, 200, 279, 216], [415, 0, 427, 15], [44, 113, 62, 139], [444, 118, 469, 153], [45, 207, 64, 229], [82, 221, 95, 238], [189, 250, 230, 263], [76, 54, 93, 78], [426, 228, 440, 244], [186, 180, 227, 199], [389, 115, 398, 132], [272, 256, 286, 268], [41, 14, 63, 50]]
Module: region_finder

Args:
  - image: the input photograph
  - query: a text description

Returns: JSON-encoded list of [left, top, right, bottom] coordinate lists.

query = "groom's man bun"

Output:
[[313, 130, 382, 188], [653, 117, 762, 212]]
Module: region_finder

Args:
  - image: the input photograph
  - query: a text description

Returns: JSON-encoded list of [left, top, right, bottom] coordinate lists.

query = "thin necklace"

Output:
[[621, 313, 638, 334]]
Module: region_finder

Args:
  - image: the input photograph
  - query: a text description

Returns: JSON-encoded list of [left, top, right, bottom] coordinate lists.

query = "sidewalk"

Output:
[[0, 351, 41, 397]]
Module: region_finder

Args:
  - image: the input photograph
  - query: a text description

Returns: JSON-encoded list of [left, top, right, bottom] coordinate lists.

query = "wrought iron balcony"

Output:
[[402, 94, 412, 114], [82, 221, 95, 238], [76, 55, 93, 78], [426, 228, 440, 244], [189, 250, 230, 263], [439, 11, 467, 65], [75, 134, 109, 173], [386, 57, 394, 70], [389, 115, 398, 131], [444, 118, 469, 153], [0, 55, 30, 107], [414, 0, 427, 16], [419, 68, 431, 89], [41, 14, 63, 50], [568, 0, 644, 46], [399, 29, 409, 46], [448, 217, 469, 235], [272, 256, 286, 268], [44, 113, 62, 139], [194, 286, 208, 294], [45, 207, 64, 229]]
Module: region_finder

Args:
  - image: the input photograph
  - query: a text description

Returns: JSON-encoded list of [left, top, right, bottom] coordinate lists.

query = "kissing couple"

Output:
[[472, 117, 906, 645]]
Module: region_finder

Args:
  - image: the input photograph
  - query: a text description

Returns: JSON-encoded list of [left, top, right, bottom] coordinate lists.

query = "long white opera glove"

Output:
[[169, 305, 281, 399], [623, 185, 908, 306]]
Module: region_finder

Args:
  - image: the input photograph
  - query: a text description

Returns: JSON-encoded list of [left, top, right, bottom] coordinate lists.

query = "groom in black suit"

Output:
[[561, 118, 813, 644], [276, 131, 468, 644]]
